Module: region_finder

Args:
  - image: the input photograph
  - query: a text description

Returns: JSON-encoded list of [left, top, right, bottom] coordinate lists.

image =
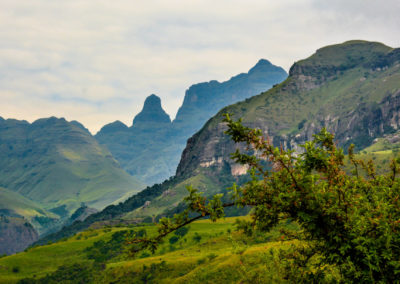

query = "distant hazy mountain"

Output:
[[96, 59, 288, 185], [0, 117, 144, 214]]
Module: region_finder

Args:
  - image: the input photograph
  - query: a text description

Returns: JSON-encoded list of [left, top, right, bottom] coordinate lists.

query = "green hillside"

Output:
[[0, 216, 319, 283], [0, 117, 144, 214]]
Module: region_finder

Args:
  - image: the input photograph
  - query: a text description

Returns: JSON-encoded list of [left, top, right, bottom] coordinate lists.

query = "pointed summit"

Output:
[[132, 94, 171, 127], [248, 59, 273, 73]]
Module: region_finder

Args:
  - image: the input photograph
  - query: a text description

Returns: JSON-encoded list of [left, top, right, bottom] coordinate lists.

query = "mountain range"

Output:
[[36, 40, 400, 247], [0, 59, 287, 255], [0, 117, 144, 253], [95, 59, 288, 185]]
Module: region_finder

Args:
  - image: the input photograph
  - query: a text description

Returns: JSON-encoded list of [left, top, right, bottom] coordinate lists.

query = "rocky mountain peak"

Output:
[[98, 120, 128, 134], [132, 94, 171, 127], [248, 59, 273, 73]]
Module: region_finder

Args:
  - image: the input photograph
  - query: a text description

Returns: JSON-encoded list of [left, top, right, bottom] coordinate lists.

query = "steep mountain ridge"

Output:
[[96, 60, 287, 184], [173, 59, 287, 136]]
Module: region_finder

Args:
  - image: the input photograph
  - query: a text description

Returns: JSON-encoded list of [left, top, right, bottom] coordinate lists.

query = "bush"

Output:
[[174, 226, 190, 238], [192, 233, 202, 243], [168, 236, 179, 244]]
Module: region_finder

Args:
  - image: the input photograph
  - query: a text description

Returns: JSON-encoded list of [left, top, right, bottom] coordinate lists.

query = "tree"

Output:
[[128, 114, 400, 282]]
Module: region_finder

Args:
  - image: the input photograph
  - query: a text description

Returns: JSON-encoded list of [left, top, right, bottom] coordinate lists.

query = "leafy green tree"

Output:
[[128, 114, 400, 282]]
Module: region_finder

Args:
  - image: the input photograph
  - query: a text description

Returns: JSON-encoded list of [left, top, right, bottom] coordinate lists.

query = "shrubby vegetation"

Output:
[[85, 229, 147, 263], [19, 263, 94, 284]]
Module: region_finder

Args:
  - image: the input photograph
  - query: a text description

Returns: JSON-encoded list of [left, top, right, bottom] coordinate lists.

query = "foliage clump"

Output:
[[85, 229, 146, 263]]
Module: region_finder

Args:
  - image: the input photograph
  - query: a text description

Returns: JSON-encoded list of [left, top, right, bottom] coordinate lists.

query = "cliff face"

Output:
[[96, 61, 287, 185], [0, 216, 38, 255], [176, 41, 400, 178]]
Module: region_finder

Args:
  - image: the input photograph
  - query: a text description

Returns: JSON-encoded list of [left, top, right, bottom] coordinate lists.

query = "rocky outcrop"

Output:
[[0, 216, 38, 255]]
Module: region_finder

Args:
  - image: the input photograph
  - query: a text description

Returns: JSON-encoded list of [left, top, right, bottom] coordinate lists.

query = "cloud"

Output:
[[0, 0, 399, 133]]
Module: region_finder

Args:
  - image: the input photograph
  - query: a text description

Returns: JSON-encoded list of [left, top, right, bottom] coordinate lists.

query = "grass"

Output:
[[0, 216, 307, 283], [124, 173, 224, 219]]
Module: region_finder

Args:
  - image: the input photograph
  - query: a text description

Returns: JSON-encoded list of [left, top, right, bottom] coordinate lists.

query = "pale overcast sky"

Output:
[[1, 0, 399, 133]]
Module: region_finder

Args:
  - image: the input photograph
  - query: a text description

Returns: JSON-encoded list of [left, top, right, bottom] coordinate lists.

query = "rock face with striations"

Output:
[[0, 216, 38, 255], [96, 60, 287, 185]]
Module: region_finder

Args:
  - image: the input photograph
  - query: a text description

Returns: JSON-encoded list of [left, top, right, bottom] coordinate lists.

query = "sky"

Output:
[[1, 0, 399, 134]]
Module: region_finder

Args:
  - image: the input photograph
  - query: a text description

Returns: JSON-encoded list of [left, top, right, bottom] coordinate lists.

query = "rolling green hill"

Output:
[[0, 117, 144, 214]]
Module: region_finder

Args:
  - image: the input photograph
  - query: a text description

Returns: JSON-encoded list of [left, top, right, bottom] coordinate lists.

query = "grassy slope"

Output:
[[123, 173, 225, 219], [0, 217, 309, 283], [204, 41, 397, 136], [0, 187, 56, 220], [231, 67, 398, 135], [342, 131, 400, 175]]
